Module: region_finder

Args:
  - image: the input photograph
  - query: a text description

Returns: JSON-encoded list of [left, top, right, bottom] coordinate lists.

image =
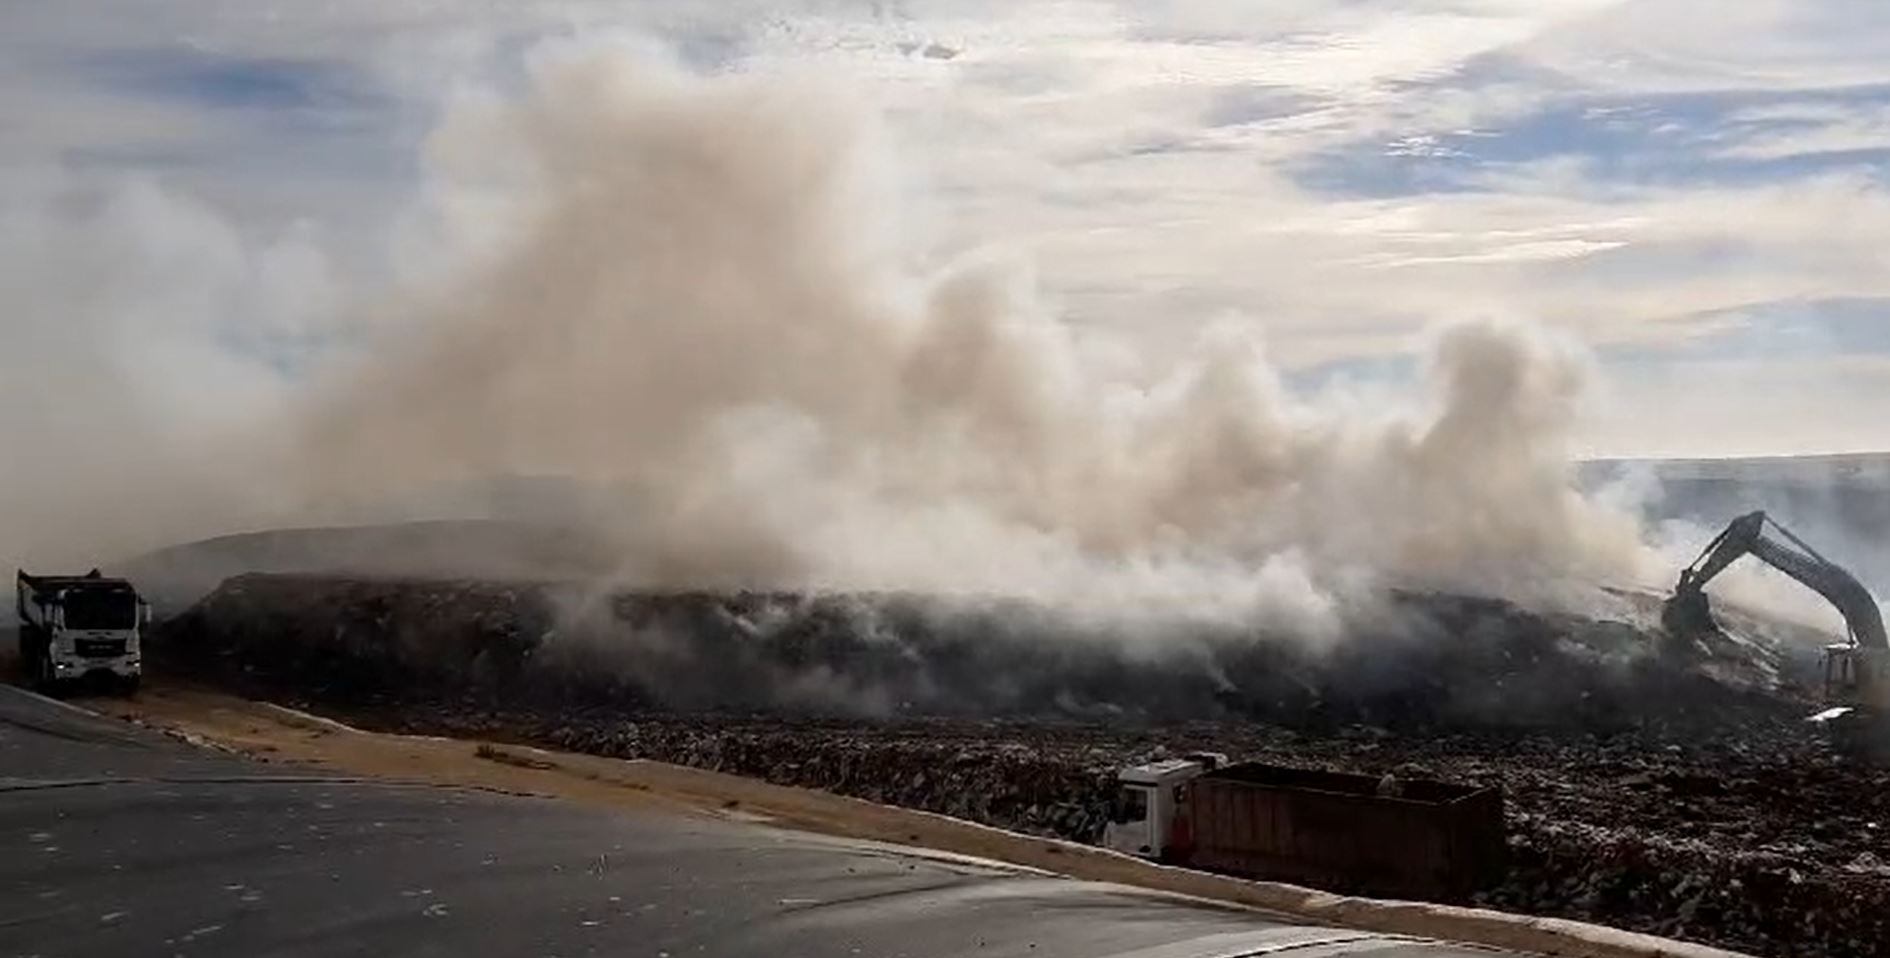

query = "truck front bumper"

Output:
[[49, 655, 141, 680]]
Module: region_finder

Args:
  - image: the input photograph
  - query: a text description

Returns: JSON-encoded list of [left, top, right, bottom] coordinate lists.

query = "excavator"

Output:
[[1661, 511, 1889, 730]]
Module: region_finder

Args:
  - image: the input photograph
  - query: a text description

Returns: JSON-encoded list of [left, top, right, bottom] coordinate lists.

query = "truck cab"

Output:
[[15, 570, 148, 694], [1103, 754, 1223, 861]]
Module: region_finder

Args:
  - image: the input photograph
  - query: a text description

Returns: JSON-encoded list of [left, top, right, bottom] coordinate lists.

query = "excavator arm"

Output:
[[1664, 510, 1887, 649]]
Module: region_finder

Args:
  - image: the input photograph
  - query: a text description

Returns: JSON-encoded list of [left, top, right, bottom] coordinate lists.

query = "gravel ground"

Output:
[[150, 573, 1890, 957], [275, 703, 1876, 958]]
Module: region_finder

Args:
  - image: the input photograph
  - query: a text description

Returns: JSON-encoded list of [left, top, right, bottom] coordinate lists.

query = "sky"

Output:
[[4, 0, 1890, 459]]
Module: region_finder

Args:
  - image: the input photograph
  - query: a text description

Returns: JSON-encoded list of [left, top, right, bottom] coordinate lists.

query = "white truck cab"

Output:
[[1103, 753, 1225, 861], [15, 570, 148, 694]]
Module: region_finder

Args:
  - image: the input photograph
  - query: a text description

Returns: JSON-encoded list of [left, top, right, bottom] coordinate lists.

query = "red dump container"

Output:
[[1181, 763, 1505, 900]]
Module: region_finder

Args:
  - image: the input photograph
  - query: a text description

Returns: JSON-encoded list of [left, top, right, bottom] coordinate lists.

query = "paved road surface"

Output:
[[1, 686, 1511, 957]]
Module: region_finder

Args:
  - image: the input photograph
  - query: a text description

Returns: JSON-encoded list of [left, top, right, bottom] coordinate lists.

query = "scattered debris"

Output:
[[148, 573, 1890, 957], [472, 743, 556, 770]]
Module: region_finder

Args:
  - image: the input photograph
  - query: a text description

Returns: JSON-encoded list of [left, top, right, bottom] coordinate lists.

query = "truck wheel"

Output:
[[33, 656, 63, 697], [118, 675, 141, 697], [17, 626, 42, 687]]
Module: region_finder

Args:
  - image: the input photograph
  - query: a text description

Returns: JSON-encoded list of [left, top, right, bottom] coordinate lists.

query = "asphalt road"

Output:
[[0, 686, 1512, 958]]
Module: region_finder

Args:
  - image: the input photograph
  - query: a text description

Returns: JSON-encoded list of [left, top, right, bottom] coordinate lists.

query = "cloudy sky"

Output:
[[5, 0, 1890, 458]]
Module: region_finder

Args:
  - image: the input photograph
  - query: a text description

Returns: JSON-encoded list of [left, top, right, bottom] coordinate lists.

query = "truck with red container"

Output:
[[1104, 754, 1506, 900]]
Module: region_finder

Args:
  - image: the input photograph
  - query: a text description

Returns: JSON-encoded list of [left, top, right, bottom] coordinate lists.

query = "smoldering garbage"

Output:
[[158, 573, 1812, 728], [152, 572, 1890, 958]]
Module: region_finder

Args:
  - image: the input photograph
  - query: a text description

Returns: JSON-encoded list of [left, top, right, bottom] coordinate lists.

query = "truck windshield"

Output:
[[61, 589, 138, 630], [1111, 785, 1150, 824]]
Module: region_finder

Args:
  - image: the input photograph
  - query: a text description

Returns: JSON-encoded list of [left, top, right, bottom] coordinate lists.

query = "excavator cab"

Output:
[[1823, 643, 1890, 712], [1814, 644, 1890, 758], [1825, 644, 1862, 701]]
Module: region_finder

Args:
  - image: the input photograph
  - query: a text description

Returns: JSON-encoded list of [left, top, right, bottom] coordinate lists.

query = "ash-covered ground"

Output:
[[154, 573, 1890, 958]]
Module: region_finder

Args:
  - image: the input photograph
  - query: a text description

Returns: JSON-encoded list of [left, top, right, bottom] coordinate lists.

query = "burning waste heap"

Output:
[[151, 570, 1890, 958], [159, 573, 1811, 732]]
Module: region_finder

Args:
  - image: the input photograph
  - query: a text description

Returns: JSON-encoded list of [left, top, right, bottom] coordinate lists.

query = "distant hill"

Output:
[[120, 519, 621, 613], [107, 454, 1890, 612], [1582, 451, 1890, 485]]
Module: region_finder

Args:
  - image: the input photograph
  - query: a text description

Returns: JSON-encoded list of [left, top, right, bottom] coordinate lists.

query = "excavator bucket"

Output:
[[1660, 592, 1712, 637], [1659, 576, 1719, 646]]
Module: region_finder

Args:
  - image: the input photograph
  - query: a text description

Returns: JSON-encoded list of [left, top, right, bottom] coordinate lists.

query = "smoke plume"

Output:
[[5, 37, 1687, 640], [294, 38, 1657, 633]]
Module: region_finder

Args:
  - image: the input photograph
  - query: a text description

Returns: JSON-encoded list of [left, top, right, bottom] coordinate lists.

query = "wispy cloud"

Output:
[[2, 0, 1888, 460]]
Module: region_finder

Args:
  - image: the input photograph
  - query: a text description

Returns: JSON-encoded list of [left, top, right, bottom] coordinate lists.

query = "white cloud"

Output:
[[2, 0, 1889, 474], [1522, 1, 1890, 93], [1714, 103, 1890, 161]]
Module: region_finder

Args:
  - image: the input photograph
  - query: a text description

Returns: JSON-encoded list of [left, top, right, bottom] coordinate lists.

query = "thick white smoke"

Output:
[[286, 37, 1661, 637], [5, 36, 1743, 645], [0, 175, 320, 574]]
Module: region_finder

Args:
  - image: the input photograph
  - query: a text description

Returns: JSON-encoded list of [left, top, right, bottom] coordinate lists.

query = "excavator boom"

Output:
[[1663, 511, 1890, 725], [1667, 511, 1886, 649]]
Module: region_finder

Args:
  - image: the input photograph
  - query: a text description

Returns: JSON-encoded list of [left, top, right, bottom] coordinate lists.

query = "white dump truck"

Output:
[[15, 569, 148, 695]]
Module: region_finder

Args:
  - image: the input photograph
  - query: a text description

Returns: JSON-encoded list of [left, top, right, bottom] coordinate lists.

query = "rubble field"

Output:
[[153, 573, 1890, 958]]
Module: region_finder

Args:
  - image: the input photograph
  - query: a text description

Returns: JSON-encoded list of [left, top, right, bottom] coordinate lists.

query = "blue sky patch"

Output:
[[80, 48, 386, 114], [55, 46, 417, 190], [1293, 78, 1890, 199], [1286, 352, 1417, 395]]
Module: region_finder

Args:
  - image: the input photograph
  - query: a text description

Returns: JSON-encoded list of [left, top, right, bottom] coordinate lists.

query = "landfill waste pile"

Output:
[[157, 574, 1821, 729], [153, 573, 1889, 958]]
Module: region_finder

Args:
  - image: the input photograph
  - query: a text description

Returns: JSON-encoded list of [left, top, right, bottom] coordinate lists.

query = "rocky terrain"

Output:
[[148, 572, 1890, 958]]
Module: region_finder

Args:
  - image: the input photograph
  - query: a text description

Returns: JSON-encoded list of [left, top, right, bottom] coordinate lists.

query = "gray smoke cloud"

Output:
[[289, 37, 1661, 637], [7, 35, 1790, 642], [0, 175, 321, 576]]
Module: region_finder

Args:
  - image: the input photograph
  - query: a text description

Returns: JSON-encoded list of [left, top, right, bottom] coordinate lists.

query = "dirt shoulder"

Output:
[[75, 682, 1749, 958]]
